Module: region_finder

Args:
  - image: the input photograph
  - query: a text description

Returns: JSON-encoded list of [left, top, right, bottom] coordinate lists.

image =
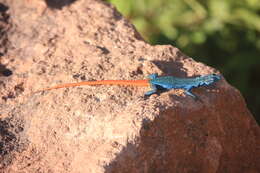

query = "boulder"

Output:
[[0, 0, 259, 172]]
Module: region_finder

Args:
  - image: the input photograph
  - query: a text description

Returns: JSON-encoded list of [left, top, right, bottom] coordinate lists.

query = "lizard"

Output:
[[35, 73, 221, 99]]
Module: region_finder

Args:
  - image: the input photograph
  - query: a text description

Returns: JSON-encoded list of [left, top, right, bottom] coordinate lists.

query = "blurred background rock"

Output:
[[107, 0, 260, 123]]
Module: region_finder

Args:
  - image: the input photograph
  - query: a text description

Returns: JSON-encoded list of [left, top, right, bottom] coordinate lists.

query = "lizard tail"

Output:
[[35, 79, 150, 93]]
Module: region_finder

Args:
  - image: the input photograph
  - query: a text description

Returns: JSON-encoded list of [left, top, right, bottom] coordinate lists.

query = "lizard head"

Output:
[[200, 74, 221, 85]]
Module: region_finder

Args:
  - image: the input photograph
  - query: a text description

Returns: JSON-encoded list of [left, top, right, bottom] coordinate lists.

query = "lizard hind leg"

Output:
[[145, 84, 158, 96], [145, 73, 159, 96]]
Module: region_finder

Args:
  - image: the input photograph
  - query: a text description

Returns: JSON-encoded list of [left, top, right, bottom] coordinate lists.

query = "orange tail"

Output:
[[35, 79, 150, 93]]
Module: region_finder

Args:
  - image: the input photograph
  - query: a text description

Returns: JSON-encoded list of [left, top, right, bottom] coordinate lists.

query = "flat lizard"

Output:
[[35, 73, 221, 98]]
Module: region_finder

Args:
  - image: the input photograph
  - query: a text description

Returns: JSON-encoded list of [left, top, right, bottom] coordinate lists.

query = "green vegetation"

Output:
[[108, 0, 260, 123]]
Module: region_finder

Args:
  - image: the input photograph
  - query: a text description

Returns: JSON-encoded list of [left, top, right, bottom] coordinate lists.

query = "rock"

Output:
[[0, 0, 259, 172]]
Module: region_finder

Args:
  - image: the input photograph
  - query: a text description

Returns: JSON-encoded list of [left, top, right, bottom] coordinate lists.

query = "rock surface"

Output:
[[0, 0, 259, 172]]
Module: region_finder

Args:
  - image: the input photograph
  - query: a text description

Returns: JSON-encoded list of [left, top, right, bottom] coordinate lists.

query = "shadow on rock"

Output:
[[45, 0, 78, 9], [0, 115, 28, 169]]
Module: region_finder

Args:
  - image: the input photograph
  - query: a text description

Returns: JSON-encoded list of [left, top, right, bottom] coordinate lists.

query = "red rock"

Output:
[[0, 0, 259, 172]]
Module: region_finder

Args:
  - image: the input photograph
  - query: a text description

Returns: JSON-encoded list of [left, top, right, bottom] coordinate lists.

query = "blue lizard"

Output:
[[36, 73, 221, 99], [146, 73, 221, 98]]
